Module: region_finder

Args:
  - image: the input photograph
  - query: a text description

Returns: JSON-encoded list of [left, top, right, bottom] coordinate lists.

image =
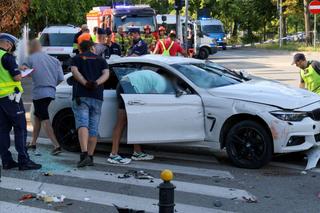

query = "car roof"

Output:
[[108, 55, 204, 66], [42, 25, 80, 34]]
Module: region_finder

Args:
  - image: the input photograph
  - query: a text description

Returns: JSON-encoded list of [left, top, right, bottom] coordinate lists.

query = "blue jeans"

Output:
[[72, 97, 103, 137], [0, 97, 29, 165]]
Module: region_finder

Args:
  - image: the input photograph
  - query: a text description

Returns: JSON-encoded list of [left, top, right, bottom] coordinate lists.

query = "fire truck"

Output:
[[86, 5, 157, 34]]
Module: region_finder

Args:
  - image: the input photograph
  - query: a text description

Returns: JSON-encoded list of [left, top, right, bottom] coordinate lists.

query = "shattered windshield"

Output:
[[172, 62, 245, 89]]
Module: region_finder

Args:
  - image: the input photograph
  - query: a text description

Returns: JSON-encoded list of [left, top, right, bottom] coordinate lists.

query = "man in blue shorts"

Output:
[[71, 40, 109, 167]]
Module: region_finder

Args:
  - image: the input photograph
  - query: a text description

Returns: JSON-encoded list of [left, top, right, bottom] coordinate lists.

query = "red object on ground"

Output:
[[309, 0, 320, 14], [19, 194, 35, 202]]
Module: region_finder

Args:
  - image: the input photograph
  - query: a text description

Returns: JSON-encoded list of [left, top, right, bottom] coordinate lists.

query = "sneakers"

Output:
[[51, 147, 62, 156], [107, 154, 131, 165], [3, 160, 18, 170], [131, 152, 154, 161], [19, 160, 42, 171], [77, 153, 93, 168]]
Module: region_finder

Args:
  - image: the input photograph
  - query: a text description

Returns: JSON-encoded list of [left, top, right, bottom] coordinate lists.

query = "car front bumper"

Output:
[[268, 116, 320, 153]]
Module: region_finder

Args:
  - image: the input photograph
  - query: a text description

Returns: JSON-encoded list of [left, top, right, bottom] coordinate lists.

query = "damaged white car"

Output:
[[34, 55, 320, 169]]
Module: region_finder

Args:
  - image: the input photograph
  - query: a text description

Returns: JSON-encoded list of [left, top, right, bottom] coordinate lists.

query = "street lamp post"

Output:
[[279, 0, 283, 48]]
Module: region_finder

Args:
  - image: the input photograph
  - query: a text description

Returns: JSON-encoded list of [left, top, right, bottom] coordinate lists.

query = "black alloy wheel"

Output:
[[53, 109, 80, 152], [226, 120, 273, 169]]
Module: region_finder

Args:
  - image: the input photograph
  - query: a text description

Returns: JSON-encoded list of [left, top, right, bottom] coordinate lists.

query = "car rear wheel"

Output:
[[53, 109, 80, 152], [225, 120, 273, 169]]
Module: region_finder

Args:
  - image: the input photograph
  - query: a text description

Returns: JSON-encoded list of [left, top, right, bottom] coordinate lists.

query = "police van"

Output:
[[39, 25, 79, 72], [157, 14, 218, 59]]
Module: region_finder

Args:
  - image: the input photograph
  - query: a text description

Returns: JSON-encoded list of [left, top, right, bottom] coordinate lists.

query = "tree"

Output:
[[0, 0, 30, 35], [27, 0, 109, 35], [304, 0, 312, 44]]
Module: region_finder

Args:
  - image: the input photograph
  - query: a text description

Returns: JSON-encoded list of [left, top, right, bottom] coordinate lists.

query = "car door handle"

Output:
[[127, 100, 145, 105]]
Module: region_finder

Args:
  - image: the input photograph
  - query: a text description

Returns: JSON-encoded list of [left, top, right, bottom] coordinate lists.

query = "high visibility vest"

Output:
[[142, 34, 155, 47], [300, 61, 320, 94], [0, 50, 23, 98], [115, 33, 131, 55], [160, 40, 174, 56], [92, 34, 97, 43]]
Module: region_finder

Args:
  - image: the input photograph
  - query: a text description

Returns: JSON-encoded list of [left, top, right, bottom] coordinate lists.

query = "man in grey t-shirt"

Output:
[[24, 39, 64, 155], [94, 28, 107, 56]]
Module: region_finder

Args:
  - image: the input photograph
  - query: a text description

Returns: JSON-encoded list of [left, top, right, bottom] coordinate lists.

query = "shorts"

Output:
[[33, 97, 53, 121], [72, 97, 103, 137], [116, 80, 136, 110]]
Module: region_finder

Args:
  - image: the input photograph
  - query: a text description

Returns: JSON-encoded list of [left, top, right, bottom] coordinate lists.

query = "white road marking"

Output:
[[0, 177, 233, 213], [53, 169, 253, 200], [0, 201, 59, 213]]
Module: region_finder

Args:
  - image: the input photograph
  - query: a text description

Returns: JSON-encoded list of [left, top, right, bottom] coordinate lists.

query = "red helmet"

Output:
[[158, 26, 166, 31], [144, 25, 151, 31]]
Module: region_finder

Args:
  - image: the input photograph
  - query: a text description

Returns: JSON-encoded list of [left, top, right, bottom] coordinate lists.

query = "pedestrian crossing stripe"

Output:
[[52, 169, 254, 201], [0, 177, 234, 213]]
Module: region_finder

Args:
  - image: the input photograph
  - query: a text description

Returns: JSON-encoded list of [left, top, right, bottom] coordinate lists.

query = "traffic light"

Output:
[[174, 0, 185, 10]]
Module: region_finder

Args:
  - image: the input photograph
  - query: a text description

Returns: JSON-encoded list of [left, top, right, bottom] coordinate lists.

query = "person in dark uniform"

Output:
[[0, 33, 41, 170], [103, 28, 121, 59], [127, 28, 148, 56]]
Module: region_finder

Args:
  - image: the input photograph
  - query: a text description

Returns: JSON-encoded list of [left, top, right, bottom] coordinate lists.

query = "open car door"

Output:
[[114, 66, 205, 144]]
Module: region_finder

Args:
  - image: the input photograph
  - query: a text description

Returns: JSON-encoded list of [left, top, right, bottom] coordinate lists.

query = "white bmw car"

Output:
[[33, 55, 320, 169]]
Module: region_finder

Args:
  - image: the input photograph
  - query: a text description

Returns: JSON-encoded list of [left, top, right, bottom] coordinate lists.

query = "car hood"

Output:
[[208, 79, 320, 110]]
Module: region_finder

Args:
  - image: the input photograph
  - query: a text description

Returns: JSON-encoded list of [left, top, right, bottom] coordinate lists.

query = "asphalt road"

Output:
[[2, 48, 320, 213]]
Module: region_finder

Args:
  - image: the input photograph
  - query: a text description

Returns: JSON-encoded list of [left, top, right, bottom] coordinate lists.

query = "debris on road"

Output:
[[36, 191, 66, 203], [84, 197, 90, 201], [305, 145, 320, 170], [300, 171, 307, 175], [117, 170, 154, 180], [19, 194, 36, 202], [242, 196, 258, 203], [114, 204, 145, 213], [43, 172, 53, 176], [213, 200, 223, 207]]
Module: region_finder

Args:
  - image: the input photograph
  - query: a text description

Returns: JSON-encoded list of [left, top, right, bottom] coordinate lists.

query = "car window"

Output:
[[172, 62, 242, 89], [112, 67, 175, 94], [40, 33, 75, 47]]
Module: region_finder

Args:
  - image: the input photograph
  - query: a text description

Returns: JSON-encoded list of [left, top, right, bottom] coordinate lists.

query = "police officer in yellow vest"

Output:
[[0, 33, 41, 170], [292, 53, 320, 94]]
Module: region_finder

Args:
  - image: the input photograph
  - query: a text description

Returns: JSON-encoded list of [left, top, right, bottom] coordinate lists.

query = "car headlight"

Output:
[[270, 111, 308, 122]]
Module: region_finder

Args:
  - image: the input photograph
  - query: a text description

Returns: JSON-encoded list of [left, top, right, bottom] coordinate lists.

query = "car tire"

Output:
[[225, 120, 273, 169], [53, 109, 80, 152], [198, 48, 209, 60], [222, 46, 227, 50]]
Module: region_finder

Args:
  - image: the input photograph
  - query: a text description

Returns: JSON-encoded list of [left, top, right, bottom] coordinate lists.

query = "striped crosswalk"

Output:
[[0, 139, 258, 213]]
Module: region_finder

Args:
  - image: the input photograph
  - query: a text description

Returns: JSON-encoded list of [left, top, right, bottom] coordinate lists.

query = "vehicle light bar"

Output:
[[115, 4, 150, 9]]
